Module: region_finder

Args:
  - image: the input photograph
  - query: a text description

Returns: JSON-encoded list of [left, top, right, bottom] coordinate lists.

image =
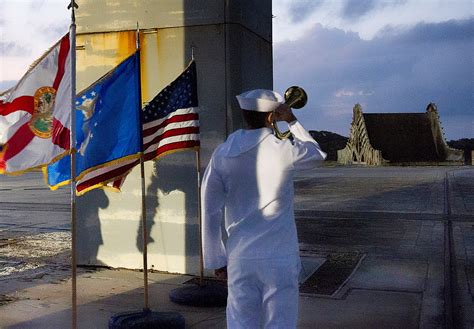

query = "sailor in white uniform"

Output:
[[201, 89, 326, 328]]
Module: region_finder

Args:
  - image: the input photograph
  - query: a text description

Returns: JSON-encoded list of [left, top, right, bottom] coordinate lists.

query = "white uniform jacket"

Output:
[[201, 121, 326, 269]]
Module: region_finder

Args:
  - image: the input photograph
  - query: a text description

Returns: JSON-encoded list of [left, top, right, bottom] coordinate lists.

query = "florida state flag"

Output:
[[0, 34, 71, 175]]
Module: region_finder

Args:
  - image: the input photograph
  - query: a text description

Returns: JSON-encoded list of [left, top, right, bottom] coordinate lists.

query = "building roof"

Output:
[[337, 103, 464, 165], [363, 112, 442, 162]]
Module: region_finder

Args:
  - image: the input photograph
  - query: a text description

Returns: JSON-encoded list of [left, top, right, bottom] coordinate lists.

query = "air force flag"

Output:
[[46, 52, 141, 194]]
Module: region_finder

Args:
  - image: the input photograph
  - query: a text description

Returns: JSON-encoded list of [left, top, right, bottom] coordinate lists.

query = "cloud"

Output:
[[288, 0, 324, 23], [274, 18, 474, 139], [21, 1, 69, 44], [0, 41, 29, 56], [341, 0, 407, 21], [29, 0, 46, 10], [341, 0, 376, 20], [335, 89, 374, 97], [38, 22, 70, 39], [335, 89, 355, 98], [377, 18, 473, 44]]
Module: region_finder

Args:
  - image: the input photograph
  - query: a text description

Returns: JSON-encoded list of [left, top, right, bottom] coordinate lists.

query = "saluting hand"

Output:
[[273, 103, 297, 123]]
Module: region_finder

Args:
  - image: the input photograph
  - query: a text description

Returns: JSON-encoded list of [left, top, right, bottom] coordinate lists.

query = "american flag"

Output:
[[76, 61, 199, 193], [141, 60, 199, 161]]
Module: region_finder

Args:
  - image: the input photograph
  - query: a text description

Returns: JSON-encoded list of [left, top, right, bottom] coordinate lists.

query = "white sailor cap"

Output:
[[236, 89, 284, 112]]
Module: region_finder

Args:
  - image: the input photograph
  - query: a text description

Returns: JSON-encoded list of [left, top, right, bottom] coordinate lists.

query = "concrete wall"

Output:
[[75, 0, 272, 274]]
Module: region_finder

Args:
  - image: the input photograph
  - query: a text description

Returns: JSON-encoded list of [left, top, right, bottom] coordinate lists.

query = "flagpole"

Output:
[[189, 47, 205, 285], [168, 55, 226, 308], [136, 23, 150, 311], [67, 1, 79, 328], [109, 26, 185, 328], [189, 47, 205, 286]]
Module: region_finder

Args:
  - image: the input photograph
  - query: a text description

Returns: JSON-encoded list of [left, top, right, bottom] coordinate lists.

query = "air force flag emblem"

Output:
[[76, 90, 98, 156]]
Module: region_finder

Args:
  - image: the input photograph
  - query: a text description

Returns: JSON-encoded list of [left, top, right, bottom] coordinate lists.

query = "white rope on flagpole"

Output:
[[67, 1, 78, 328]]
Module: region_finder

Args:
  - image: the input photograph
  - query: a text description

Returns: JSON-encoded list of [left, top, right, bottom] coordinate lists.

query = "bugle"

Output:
[[273, 86, 308, 139]]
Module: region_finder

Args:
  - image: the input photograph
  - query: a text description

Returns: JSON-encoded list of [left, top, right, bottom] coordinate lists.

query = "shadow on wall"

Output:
[[133, 0, 203, 274], [77, 189, 109, 266], [136, 151, 200, 273], [136, 163, 158, 253]]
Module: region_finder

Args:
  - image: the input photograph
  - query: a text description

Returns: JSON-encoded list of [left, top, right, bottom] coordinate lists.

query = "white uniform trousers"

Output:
[[226, 256, 301, 329]]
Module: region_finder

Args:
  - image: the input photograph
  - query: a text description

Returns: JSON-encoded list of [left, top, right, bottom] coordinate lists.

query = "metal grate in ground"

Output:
[[299, 253, 364, 296]]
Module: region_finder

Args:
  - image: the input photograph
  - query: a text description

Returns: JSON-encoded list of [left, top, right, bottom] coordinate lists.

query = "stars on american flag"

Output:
[[142, 61, 198, 124]]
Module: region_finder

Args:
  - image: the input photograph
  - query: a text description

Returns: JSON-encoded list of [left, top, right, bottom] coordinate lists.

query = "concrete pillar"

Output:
[[75, 0, 272, 274]]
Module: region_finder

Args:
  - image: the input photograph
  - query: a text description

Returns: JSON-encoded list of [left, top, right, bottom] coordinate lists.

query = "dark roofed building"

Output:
[[363, 113, 442, 162], [337, 103, 463, 165]]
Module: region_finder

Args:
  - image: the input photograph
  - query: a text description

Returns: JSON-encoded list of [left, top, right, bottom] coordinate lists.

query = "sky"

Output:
[[0, 0, 473, 140], [273, 0, 473, 139]]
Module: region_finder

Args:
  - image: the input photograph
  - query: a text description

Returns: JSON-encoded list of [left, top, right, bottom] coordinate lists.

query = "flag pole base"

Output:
[[169, 282, 227, 307], [108, 308, 185, 329]]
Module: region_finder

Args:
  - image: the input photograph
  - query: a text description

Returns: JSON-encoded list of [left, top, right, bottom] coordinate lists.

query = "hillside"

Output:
[[447, 138, 474, 164], [447, 138, 474, 151]]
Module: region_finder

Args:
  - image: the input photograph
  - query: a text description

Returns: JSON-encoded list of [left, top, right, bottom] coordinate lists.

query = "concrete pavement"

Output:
[[0, 166, 473, 328]]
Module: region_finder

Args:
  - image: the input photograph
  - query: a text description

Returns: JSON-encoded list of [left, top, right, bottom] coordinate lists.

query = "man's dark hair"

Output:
[[242, 110, 270, 129]]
